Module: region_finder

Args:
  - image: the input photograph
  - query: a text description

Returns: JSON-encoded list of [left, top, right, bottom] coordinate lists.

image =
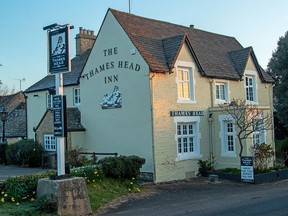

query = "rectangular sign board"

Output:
[[241, 156, 254, 183], [53, 95, 67, 137], [48, 26, 70, 73]]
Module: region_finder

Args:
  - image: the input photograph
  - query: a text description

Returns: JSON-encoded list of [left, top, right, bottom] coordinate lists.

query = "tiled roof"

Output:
[[25, 49, 91, 93], [0, 91, 26, 138], [110, 9, 274, 83], [66, 107, 85, 132], [35, 107, 85, 132]]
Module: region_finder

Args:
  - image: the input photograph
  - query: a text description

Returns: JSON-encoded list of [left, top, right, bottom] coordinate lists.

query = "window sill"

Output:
[[177, 99, 196, 104], [221, 153, 237, 158], [175, 154, 203, 162]]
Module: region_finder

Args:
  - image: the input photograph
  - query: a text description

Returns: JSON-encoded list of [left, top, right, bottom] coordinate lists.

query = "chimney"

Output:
[[75, 27, 96, 56], [189, 24, 195, 28]]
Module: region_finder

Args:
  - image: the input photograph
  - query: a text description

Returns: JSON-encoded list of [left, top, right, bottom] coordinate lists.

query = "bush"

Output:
[[0, 171, 56, 204], [66, 148, 93, 167], [98, 155, 145, 179], [251, 143, 275, 171], [197, 159, 213, 176], [6, 139, 43, 167]]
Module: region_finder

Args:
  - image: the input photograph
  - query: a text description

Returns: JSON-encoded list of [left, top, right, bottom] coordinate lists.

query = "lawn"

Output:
[[0, 177, 141, 215]]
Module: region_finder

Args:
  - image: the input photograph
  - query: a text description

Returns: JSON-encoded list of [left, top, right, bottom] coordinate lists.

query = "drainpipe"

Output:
[[209, 79, 214, 108], [208, 113, 214, 164], [149, 72, 157, 183]]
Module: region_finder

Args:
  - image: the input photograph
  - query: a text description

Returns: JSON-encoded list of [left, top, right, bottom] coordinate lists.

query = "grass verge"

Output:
[[0, 177, 140, 215]]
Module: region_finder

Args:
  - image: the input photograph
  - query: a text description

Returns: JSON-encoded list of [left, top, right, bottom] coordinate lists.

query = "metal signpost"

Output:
[[43, 23, 72, 176]]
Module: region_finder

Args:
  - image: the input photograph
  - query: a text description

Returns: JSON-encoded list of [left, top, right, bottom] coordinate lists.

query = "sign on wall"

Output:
[[241, 156, 254, 183], [48, 26, 70, 73], [100, 86, 122, 109], [170, 111, 204, 117], [53, 95, 67, 137]]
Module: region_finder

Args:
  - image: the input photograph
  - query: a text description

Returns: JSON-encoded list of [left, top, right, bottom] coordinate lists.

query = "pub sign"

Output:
[[48, 26, 70, 73]]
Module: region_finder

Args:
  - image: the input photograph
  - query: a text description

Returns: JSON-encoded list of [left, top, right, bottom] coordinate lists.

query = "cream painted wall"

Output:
[[80, 11, 154, 173], [26, 85, 79, 140], [152, 43, 212, 182]]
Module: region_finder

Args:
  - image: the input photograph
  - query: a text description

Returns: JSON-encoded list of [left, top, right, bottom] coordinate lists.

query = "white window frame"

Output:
[[44, 134, 56, 152], [175, 61, 195, 103], [219, 115, 236, 157], [215, 81, 229, 104], [46, 93, 53, 108], [73, 87, 81, 106], [244, 70, 258, 104], [174, 116, 202, 161], [252, 119, 266, 145]]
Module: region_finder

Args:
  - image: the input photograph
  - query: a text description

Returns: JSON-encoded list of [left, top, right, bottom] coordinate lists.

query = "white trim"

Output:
[[214, 80, 230, 104], [218, 115, 237, 157], [175, 60, 196, 103], [244, 70, 258, 104], [44, 134, 56, 152], [174, 116, 202, 161], [73, 87, 81, 106]]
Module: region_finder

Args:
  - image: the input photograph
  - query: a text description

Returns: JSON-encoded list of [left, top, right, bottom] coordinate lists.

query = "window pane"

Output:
[[178, 138, 182, 153], [183, 138, 188, 152], [183, 125, 187, 135], [188, 124, 193, 134]]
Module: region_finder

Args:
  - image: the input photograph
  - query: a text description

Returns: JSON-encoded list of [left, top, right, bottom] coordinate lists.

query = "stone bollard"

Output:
[[37, 176, 92, 216], [209, 174, 219, 183]]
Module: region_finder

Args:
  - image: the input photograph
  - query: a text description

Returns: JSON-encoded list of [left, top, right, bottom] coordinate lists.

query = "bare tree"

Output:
[[0, 85, 15, 95], [219, 98, 273, 157]]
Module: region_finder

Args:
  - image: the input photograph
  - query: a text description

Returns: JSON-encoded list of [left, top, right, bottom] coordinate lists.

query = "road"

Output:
[[95, 178, 288, 216]]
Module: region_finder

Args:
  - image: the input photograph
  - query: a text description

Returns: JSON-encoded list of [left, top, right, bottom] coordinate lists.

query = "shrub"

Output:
[[197, 159, 213, 176], [66, 147, 93, 168], [0, 171, 56, 204], [6, 139, 43, 167], [251, 143, 275, 171], [98, 155, 145, 179]]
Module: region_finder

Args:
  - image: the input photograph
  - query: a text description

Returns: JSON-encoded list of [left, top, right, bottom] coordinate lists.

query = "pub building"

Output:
[[25, 9, 274, 183]]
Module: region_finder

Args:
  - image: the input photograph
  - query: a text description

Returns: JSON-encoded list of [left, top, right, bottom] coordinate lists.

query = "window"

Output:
[[224, 121, 235, 152], [174, 116, 201, 160], [74, 88, 81, 106], [252, 119, 265, 145], [44, 135, 56, 151], [245, 75, 256, 103], [47, 94, 53, 108], [177, 123, 195, 155], [215, 82, 229, 103], [176, 61, 195, 102], [219, 115, 236, 157]]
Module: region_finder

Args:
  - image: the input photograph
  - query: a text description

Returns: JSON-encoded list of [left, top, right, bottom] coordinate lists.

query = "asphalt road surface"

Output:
[[95, 178, 288, 216]]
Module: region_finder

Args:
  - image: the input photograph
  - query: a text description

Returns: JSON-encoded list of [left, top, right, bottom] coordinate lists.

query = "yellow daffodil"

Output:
[[16, 202, 20, 206], [1, 198, 4, 203]]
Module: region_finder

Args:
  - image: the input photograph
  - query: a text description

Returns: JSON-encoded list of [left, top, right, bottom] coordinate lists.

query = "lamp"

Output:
[[0, 108, 8, 144]]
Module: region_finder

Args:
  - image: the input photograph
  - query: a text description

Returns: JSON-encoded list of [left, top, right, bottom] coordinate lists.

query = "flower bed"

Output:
[[206, 168, 288, 184]]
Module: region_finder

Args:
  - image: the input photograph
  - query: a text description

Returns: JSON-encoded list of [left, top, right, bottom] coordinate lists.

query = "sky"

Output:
[[0, 0, 287, 92]]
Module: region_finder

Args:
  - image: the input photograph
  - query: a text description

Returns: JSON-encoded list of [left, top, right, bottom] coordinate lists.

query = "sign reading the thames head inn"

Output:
[[48, 26, 70, 73]]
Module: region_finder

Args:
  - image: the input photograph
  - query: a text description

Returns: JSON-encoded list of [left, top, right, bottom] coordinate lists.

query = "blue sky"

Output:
[[0, 0, 287, 91]]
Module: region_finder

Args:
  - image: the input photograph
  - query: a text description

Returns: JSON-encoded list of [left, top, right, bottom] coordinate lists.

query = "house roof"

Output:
[[25, 49, 91, 93], [66, 107, 85, 132], [0, 91, 26, 138], [110, 9, 274, 83], [35, 107, 85, 132]]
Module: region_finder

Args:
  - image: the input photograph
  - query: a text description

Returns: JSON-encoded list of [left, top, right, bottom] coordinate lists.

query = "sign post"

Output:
[[241, 156, 255, 183], [44, 23, 72, 176]]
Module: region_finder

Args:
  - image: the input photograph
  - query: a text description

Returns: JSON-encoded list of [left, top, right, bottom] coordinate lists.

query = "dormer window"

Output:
[[176, 61, 195, 103], [215, 82, 229, 104], [245, 74, 257, 103]]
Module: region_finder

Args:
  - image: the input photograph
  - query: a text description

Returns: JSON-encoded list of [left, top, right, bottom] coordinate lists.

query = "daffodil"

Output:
[[1, 198, 4, 203]]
